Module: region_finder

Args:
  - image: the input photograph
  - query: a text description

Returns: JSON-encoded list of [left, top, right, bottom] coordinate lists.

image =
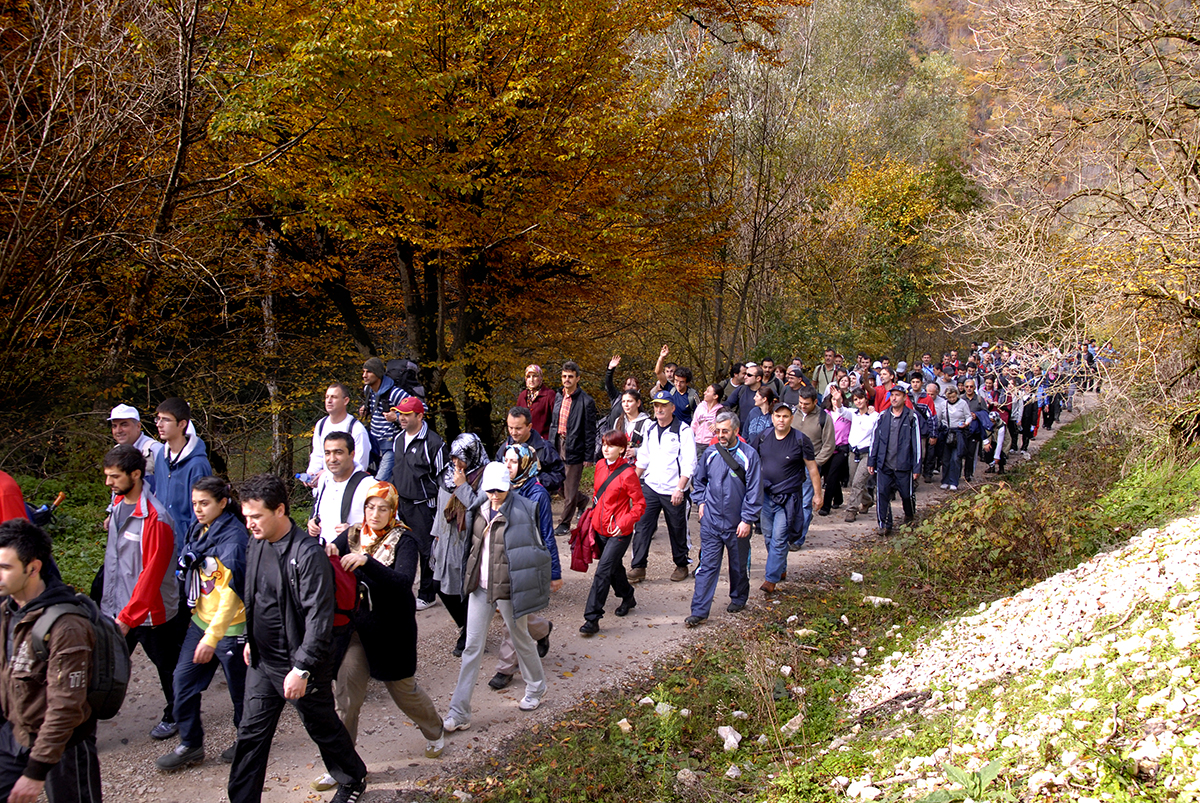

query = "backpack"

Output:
[[313, 469, 370, 628], [31, 594, 130, 720], [385, 359, 425, 400]]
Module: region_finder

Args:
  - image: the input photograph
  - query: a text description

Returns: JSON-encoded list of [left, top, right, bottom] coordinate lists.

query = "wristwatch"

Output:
[[292, 667, 311, 680]]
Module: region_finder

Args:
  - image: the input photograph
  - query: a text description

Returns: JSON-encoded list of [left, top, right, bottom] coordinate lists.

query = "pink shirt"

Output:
[[691, 402, 722, 445]]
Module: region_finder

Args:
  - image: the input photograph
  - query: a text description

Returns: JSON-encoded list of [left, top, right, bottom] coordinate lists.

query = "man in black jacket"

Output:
[[391, 397, 448, 611], [551, 361, 597, 537], [228, 474, 366, 803], [495, 407, 565, 494]]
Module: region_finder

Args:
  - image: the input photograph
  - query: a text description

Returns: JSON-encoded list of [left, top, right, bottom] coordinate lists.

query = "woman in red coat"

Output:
[[579, 430, 646, 636]]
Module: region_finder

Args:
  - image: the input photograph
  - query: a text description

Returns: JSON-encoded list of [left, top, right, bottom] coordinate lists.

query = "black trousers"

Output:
[[227, 662, 366, 803], [0, 720, 100, 803], [396, 497, 439, 603], [630, 484, 689, 570], [820, 449, 848, 510], [584, 533, 634, 622], [126, 613, 188, 723]]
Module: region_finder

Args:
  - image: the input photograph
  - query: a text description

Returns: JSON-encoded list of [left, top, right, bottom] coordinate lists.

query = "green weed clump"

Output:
[[895, 418, 1127, 587]]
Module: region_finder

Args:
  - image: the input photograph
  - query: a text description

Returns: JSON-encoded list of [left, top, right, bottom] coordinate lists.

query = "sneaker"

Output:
[[844, 509, 858, 523], [684, 615, 707, 628], [425, 732, 445, 759], [330, 780, 367, 803], [817, 508, 830, 516], [453, 627, 466, 658], [149, 718, 178, 740], [579, 620, 599, 636], [760, 580, 776, 594], [787, 541, 803, 552], [627, 567, 646, 583], [415, 597, 439, 611], [519, 694, 542, 711], [443, 715, 471, 732], [727, 602, 746, 613], [311, 773, 337, 791], [488, 672, 514, 690], [553, 522, 571, 537], [949, 485, 958, 491], [155, 743, 204, 771], [939, 483, 949, 490], [220, 743, 237, 763], [670, 565, 689, 582], [874, 527, 888, 537], [614, 597, 636, 617], [536, 621, 553, 658]]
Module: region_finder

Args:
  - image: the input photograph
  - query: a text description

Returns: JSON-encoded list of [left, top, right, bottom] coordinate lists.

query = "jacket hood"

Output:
[[10, 578, 79, 621], [167, 432, 208, 466]]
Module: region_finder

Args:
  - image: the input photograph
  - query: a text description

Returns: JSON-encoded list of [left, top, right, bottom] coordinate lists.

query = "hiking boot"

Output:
[[844, 508, 858, 522], [817, 508, 830, 516], [425, 732, 445, 759], [150, 718, 178, 740], [627, 567, 646, 583], [330, 780, 366, 803], [488, 672, 513, 690], [684, 615, 707, 628], [579, 620, 600, 636], [615, 597, 636, 616], [670, 565, 689, 582], [155, 743, 204, 771], [874, 527, 888, 537], [779, 571, 787, 581], [787, 541, 803, 552], [727, 602, 746, 613], [760, 581, 777, 595], [220, 743, 237, 763], [553, 522, 571, 537], [312, 773, 337, 791], [536, 621, 553, 657]]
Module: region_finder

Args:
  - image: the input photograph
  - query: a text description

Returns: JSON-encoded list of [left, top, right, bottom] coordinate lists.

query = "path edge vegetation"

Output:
[[426, 409, 1200, 803]]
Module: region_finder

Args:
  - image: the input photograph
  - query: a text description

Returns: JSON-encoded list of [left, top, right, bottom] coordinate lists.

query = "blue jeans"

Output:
[[375, 449, 395, 482], [690, 525, 750, 619], [762, 492, 799, 583], [173, 621, 246, 748]]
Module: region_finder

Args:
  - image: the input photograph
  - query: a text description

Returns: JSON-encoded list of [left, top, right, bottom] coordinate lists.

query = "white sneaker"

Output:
[[415, 597, 439, 611], [518, 695, 542, 711], [311, 773, 337, 791], [948, 485, 958, 491], [939, 484, 949, 490], [443, 715, 471, 732], [425, 734, 445, 758]]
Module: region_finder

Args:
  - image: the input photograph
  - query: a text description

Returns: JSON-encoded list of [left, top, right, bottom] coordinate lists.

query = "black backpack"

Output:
[[385, 359, 425, 400], [31, 594, 131, 720]]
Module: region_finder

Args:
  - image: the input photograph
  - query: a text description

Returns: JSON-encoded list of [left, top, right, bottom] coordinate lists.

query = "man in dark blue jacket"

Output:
[[495, 407, 565, 494], [228, 475, 366, 803], [391, 397, 447, 611], [685, 412, 761, 628], [550, 362, 596, 537], [868, 387, 923, 536]]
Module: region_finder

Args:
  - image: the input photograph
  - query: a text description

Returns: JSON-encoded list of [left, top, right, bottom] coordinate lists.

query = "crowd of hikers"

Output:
[[0, 336, 1111, 802]]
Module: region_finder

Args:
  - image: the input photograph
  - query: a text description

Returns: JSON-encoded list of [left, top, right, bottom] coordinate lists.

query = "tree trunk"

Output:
[[260, 229, 290, 477]]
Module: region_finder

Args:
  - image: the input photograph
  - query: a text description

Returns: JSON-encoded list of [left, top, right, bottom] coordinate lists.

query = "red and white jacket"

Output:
[[101, 487, 179, 629]]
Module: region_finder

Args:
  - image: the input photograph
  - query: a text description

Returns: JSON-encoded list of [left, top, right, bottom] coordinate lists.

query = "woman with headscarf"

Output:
[[484, 443, 560, 691], [324, 481, 445, 783], [431, 433, 488, 657]]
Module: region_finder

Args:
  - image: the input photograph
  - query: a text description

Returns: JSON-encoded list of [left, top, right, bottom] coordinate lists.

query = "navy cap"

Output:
[[651, 389, 674, 405]]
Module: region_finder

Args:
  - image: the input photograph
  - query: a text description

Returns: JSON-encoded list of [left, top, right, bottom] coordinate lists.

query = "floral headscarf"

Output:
[[504, 443, 541, 489], [354, 480, 401, 556], [439, 433, 489, 492]]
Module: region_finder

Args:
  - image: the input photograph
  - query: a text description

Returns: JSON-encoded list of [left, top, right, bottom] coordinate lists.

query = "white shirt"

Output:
[[313, 472, 372, 545], [306, 415, 371, 476], [837, 406, 879, 451], [636, 417, 696, 496]]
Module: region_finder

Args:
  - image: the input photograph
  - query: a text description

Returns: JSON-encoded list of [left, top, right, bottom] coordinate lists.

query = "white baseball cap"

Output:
[[108, 404, 141, 422], [480, 462, 511, 492]]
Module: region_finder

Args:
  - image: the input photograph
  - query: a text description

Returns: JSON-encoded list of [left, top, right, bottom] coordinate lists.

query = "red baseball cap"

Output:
[[393, 397, 425, 415]]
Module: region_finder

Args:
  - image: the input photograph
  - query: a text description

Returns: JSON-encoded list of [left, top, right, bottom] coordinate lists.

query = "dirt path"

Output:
[[99, 405, 1084, 802]]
